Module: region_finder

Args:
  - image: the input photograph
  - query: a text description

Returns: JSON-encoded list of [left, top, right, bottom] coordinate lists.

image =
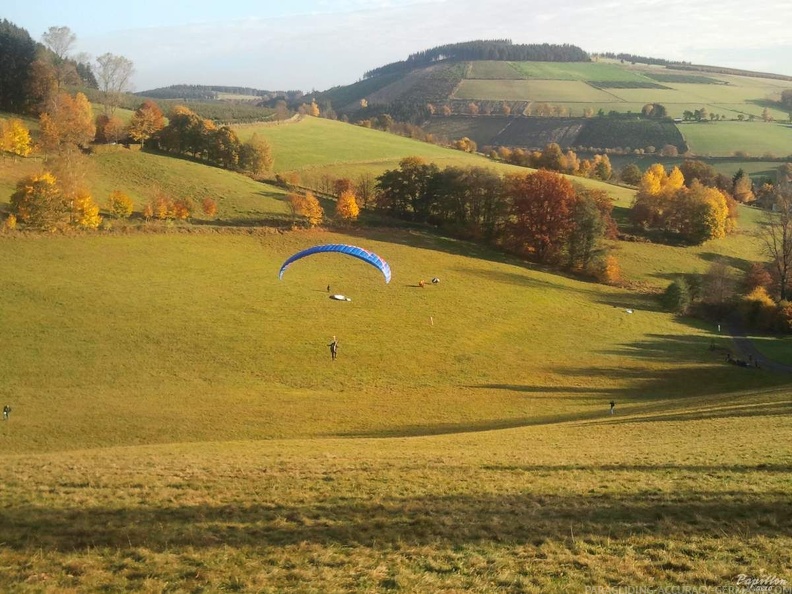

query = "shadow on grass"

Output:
[[697, 252, 753, 272], [3, 488, 790, 552], [600, 399, 792, 425], [337, 408, 611, 438]]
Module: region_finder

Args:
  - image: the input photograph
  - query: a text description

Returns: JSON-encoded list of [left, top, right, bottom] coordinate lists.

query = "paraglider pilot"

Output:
[[329, 336, 339, 361]]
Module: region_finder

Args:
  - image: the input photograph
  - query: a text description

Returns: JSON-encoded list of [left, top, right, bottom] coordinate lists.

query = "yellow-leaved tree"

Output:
[[671, 181, 730, 244], [10, 172, 68, 231], [287, 191, 323, 227], [70, 189, 102, 229], [336, 189, 360, 222], [108, 190, 134, 218], [0, 118, 33, 157]]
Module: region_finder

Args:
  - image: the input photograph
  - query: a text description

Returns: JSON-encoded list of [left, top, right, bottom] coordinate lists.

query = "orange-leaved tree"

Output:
[[39, 91, 94, 153], [287, 191, 323, 227], [201, 197, 218, 218], [336, 190, 360, 222], [503, 169, 577, 263], [128, 100, 165, 149]]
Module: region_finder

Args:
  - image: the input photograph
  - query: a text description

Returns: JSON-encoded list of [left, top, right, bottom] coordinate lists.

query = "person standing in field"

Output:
[[2, 405, 10, 420], [328, 336, 339, 361], [609, 400, 615, 415]]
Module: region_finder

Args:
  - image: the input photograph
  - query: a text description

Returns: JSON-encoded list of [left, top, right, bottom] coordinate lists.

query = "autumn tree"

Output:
[[670, 181, 731, 244], [201, 197, 218, 218], [503, 170, 577, 263], [9, 172, 67, 230], [0, 118, 33, 156], [733, 174, 755, 203], [95, 114, 125, 143], [453, 137, 477, 153], [679, 160, 716, 188], [128, 100, 165, 148], [238, 133, 273, 175], [630, 164, 685, 230], [336, 189, 360, 222], [24, 58, 59, 115], [287, 191, 323, 227], [95, 53, 134, 116], [354, 173, 376, 209], [107, 190, 134, 218], [39, 91, 94, 153], [566, 187, 617, 270], [70, 189, 102, 229], [208, 126, 240, 169]]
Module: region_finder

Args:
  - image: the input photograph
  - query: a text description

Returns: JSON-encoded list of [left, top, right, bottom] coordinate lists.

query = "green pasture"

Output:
[[86, 147, 291, 222], [681, 121, 792, 158], [2, 102, 792, 590], [454, 80, 616, 102], [614, 205, 765, 289], [1, 227, 783, 456], [510, 62, 650, 82], [1, 227, 791, 591], [467, 61, 525, 79], [234, 116, 509, 173]]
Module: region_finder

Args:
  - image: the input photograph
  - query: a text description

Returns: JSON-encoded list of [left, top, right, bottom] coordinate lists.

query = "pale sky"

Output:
[[5, 0, 792, 92]]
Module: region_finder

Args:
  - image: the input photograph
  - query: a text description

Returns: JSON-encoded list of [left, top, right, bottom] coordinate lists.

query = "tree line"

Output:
[[366, 157, 619, 278], [364, 40, 589, 79]]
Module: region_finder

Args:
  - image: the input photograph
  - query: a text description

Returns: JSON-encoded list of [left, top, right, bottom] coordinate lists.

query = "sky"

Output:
[[5, 0, 792, 92]]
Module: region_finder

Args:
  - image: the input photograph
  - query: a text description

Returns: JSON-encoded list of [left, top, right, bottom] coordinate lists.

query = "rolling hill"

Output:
[[2, 90, 791, 591], [309, 44, 792, 159]]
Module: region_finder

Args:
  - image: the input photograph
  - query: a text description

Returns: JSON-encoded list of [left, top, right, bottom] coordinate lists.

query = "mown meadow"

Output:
[[1, 110, 791, 592]]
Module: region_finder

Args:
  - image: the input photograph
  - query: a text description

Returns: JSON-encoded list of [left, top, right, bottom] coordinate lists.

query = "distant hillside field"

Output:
[[314, 57, 792, 157], [680, 121, 792, 158]]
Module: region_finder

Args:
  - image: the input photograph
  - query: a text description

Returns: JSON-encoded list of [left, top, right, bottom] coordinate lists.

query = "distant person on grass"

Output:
[[328, 336, 339, 361], [609, 400, 615, 415], [2, 405, 10, 421]]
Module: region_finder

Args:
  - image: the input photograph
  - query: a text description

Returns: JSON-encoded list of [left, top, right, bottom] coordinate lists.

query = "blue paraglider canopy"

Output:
[[278, 244, 392, 283]]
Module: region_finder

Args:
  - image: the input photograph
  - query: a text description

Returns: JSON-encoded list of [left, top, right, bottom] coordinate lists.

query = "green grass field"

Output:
[[2, 105, 792, 591], [681, 122, 792, 158], [1, 228, 791, 591], [454, 80, 617, 103], [509, 62, 651, 82]]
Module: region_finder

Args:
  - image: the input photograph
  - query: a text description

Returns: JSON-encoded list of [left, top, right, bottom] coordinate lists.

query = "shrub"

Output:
[[201, 197, 218, 217], [107, 190, 134, 218], [662, 278, 691, 313]]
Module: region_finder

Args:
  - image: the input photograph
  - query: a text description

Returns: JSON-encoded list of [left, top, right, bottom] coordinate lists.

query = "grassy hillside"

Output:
[[680, 121, 792, 158], [2, 105, 792, 591], [1, 228, 791, 591], [323, 58, 792, 158]]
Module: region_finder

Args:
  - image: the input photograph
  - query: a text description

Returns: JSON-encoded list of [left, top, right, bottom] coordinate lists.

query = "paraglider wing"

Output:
[[278, 244, 391, 283]]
